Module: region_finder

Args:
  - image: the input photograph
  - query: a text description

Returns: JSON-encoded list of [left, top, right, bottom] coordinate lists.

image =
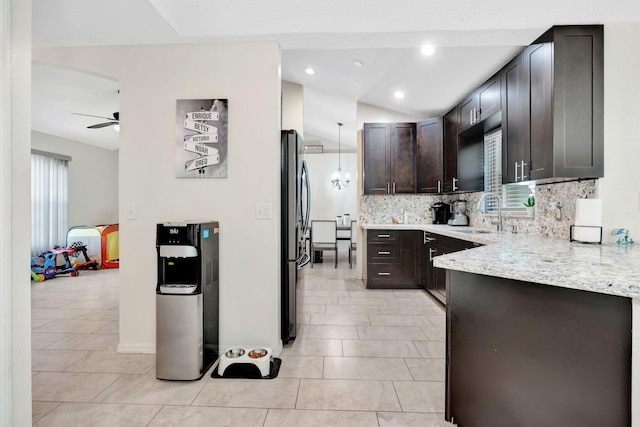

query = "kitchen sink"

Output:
[[454, 228, 492, 234]]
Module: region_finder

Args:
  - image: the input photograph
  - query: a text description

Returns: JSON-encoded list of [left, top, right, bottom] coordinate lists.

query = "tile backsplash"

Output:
[[359, 179, 599, 240]]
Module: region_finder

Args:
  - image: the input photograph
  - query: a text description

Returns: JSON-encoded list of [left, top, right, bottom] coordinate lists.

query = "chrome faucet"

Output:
[[477, 192, 502, 232]]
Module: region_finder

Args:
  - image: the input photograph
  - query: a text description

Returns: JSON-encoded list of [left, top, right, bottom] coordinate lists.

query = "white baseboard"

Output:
[[117, 342, 155, 354]]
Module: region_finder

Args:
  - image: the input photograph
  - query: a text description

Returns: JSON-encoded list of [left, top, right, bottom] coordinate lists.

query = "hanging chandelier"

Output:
[[330, 122, 351, 190]]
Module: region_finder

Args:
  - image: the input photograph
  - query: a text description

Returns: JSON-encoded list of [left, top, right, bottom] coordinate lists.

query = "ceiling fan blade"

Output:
[[73, 112, 116, 121], [87, 122, 117, 129]]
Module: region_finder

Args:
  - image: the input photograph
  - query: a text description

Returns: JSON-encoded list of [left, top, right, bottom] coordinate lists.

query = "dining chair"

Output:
[[349, 220, 357, 268], [310, 220, 338, 268]]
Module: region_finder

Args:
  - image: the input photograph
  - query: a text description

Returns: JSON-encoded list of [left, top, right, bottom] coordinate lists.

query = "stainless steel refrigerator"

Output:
[[281, 130, 310, 344]]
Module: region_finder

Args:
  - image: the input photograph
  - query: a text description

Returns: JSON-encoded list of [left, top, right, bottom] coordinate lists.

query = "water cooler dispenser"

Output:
[[156, 221, 219, 380]]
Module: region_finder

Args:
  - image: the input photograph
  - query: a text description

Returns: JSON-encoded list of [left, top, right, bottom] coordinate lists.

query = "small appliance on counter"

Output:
[[448, 200, 469, 226], [431, 202, 450, 224]]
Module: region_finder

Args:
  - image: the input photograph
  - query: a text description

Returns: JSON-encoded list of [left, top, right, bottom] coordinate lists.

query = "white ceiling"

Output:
[[31, 0, 640, 151]]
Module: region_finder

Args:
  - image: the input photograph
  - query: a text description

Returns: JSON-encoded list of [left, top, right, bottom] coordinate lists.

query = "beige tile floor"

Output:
[[31, 246, 454, 426]]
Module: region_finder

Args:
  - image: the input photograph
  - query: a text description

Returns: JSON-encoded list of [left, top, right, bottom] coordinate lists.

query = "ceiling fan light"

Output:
[[113, 124, 120, 132], [421, 43, 436, 56]]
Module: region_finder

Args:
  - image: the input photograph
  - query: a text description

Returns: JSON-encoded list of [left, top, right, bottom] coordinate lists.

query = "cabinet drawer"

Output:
[[367, 263, 420, 288], [367, 243, 397, 263], [367, 263, 403, 281], [367, 230, 398, 242]]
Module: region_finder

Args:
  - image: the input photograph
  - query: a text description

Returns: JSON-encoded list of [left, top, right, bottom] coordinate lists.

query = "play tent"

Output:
[[66, 224, 120, 268]]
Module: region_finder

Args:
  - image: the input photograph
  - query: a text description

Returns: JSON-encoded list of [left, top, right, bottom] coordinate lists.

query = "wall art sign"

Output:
[[175, 99, 228, 178]]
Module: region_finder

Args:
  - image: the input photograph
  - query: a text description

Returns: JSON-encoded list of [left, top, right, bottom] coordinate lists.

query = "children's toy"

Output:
[[30, 269, 45, 282], [30, 242, 98, 280], [30, 252, 58, 280], [66, 224, 119, 269], [64, 242, 100, 270], [51, 242, 99, 274]]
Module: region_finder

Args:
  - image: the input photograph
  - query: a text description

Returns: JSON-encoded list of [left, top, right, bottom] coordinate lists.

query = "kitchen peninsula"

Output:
[[361, 223, 638, 426]]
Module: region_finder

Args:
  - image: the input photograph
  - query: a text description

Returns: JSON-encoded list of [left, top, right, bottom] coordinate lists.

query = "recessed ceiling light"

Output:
[[421, 44, 436, 56], [394, 91, 405, 99], [305, 67, 315, 75], [353, 59, 364, 68]]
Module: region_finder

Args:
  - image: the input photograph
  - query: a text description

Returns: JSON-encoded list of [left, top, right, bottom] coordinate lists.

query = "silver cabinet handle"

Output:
[[429, 248, 437, 262], [377, 272, 391, 276], [475, 108, 480, 123], [392, 182, 396, 194], [437, 180, 441, 193], [453, 177, 458, 191], [377, 234, 391, 238], [469, 109, 473, 125], [521, 161, 528, 179], [515, 162, 520, 181], [424, 232, 435, 243], [387, 182, 390, 194], [377, 251, 391, 255]]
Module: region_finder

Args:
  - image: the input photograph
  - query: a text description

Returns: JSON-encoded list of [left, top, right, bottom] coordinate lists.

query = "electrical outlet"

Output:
[[125, 203, 137, 220], [256, 203, 272, 219]]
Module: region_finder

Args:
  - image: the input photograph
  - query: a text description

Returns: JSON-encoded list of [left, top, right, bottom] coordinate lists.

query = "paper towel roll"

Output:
[[573, 198, 602, 242]]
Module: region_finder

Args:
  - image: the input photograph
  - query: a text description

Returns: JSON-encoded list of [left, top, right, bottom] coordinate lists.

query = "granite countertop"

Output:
[[361, 223, 640, 298]]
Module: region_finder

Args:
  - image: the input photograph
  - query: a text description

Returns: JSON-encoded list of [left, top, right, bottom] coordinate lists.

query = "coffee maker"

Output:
[[448, 200, 469, 226], [431, 202, 450, 224]]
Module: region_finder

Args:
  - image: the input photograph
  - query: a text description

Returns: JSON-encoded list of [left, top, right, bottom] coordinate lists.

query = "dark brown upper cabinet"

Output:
[[390, 122, 417, 193], [363, 122, 416, 194], [522, 25, 604, 183], [442, 107, 459, 192], [458, 74, 502, 133], [417, 118, 443, 193], [501, 51, 528, 184]]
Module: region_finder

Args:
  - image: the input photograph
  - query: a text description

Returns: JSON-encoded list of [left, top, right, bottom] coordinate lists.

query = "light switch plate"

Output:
[[256, 203, 272, 219]]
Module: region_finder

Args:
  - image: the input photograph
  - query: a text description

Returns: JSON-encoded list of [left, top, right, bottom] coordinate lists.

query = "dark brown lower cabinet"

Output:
[[446, 270, 631, 427], [422, 233, 478, 305], [366, 230, 421, 289]]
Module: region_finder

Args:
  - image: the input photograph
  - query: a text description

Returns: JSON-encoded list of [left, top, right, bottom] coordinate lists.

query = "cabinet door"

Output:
[[417, 118, 443, 193], [457, 94, 477, 133], [398, 231, 421, 284], [524, 43, 554, 180], [390, 122, 417, 194], [501, 52, 529, 184], [478, 75, 501, 121], [363, 123, 391, 194], [442, 108, 459, 192], [551, 26, 604, 179]]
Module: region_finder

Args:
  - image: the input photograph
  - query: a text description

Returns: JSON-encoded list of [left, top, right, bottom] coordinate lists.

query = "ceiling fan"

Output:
[[72, 112, 119, 129]]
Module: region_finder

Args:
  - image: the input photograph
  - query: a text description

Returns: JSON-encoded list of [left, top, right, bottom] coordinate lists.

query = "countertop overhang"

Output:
[[361, 223, 640, 298]]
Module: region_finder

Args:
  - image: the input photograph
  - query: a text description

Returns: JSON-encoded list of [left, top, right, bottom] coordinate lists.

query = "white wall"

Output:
[[305, 152, 357, 222], [282, 80, 303, 135], [356, 102, 425, 129], [31, 131, 118, 227], [2, 0, 32, 424], [34, 42, 283, 354], [600, 23, 640, 243]]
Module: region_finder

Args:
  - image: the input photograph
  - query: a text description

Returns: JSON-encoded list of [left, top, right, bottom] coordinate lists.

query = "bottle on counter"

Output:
[[343, 214, 350, 225]]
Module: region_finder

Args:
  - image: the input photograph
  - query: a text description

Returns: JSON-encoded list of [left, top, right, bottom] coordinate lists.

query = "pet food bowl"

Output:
[[218, 347, 272, 377]]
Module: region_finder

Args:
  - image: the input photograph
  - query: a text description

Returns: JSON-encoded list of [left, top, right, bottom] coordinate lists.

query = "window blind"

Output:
[[31, 153, 69, 256], [483, 129, 531, 214]]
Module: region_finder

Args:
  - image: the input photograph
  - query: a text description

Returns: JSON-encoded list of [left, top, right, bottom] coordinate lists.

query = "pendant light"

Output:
[[330, 122, 351, 190]]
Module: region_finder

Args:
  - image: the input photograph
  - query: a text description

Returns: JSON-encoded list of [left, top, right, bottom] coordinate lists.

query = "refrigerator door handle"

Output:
[[301, 160, 311, 237]]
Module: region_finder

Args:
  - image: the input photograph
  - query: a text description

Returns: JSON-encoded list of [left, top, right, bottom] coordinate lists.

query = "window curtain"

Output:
[[31, 153, 69, 256]]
